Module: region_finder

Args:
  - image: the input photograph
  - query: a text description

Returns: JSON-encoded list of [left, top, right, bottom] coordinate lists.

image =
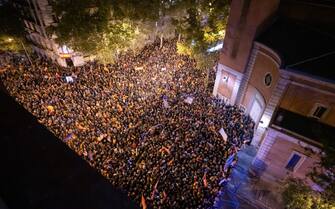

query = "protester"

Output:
[[0, 39, 254, 209]]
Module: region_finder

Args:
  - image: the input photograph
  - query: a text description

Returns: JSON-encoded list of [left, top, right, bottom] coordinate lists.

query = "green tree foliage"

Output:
[[283, 127, 335, 209], [50, 0, 163, 63], [282, 179, 335, 209], [173, 0, 229, 89], [50, 0, 229, 65], [174, 0, 229, 51], [0, 1, 26, 52], [111, 0, 160, 21], [50, 0, 111, 53], [95, 20, 137, 63]]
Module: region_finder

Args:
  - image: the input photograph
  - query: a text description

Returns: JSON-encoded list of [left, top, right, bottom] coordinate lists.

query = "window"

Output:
[[264, 73, 272, 87], [285, 152, 304, 172], [222, 75, 229, 83], [312, 105, 328, 119]]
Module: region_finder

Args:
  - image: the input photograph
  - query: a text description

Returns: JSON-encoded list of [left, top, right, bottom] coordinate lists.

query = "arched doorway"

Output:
[[247, 90, 265, 128]]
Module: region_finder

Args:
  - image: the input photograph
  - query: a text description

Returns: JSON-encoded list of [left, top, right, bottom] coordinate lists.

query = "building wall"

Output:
[[280, 83, 335, 126], [16, 0, 84, 67], [219, 0, 280, 74], [248, 52, 280, 104], [217, 71, 236, 100], [241, 85, 256, 109], [263, 134, 320, 181]]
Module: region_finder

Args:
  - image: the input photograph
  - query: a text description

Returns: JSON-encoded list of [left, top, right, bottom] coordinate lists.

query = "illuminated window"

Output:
[[264, 73, 272, 87]]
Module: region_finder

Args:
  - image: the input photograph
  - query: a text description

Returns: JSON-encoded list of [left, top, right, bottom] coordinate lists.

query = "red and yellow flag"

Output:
[[141, 195, 147, 209]]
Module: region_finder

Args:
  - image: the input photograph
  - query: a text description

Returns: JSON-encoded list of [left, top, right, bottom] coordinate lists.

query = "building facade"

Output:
[[214, 0, 335, 185], [11, 0, 84, 67]]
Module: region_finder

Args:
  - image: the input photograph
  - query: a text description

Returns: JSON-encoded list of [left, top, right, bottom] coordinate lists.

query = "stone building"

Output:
[[214, 0, 335, 186], [11, 0, 84, 67]]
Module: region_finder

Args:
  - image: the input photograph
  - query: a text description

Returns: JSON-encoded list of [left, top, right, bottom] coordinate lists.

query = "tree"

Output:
[[50, 0, 163, 63], [95, 20, 137, 64], [177, 41, 218, 90], [50, 0, 111, 54], [282, 127, 335, 209], [0, 1, 27, 52], [282, 178, 335, 209], [49, 0, 229, 67], [173, 0, 229, 90]]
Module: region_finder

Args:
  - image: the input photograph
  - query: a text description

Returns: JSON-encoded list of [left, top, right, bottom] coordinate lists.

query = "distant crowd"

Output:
[[0, 39, 254, 209]]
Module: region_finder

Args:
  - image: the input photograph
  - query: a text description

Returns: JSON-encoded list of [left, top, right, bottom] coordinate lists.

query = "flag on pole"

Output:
[[141, 195, 147, 209], [64, 133, 74, 142], [150, 180, 159, 200], [167, 159, 174, 166], [203, 172, 208, 188], [47, 105, 54, 114], [117, 104, 123, 112], [162, 191, 167, 202], [76, 122, 88, 131], [88, 151, 93, 161], [193, 175, 198, 191], [159, 146, 170, 155]]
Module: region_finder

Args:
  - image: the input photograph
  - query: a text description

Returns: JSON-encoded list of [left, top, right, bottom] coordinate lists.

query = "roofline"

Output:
[[254, 42, 282, 67], [283, 67, 335, 85], [290, 0, 335, 9], [254, 43, 335, 85]]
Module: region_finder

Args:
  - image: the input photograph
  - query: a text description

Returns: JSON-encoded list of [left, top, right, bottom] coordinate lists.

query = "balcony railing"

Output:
[[271, 108, 335, 148]]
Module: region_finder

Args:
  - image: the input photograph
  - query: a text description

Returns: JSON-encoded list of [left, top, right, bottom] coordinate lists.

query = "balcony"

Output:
[[271, 108, 335, 148]]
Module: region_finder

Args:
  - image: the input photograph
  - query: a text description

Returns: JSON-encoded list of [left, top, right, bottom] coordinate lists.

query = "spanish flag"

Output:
[[46, 105, 54, 114], [150, 180, 159, 200], [117, 104, 123, 112], [162, 191, 167, 202], [76, 122, 88, 131], [203, 172, 208, 188], [141, 195, 147, 209], [159, 146, 170, 155]]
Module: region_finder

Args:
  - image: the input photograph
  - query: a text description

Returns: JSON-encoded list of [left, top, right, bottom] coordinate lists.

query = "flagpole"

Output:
[[20, 40, 33, 66]]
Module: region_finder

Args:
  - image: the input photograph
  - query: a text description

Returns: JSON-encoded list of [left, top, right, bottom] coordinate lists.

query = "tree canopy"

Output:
[[282, 128, 335, 209], [0, 1, 27, 52], [49, 0, 230, 64], [282, 178, 335, 209]]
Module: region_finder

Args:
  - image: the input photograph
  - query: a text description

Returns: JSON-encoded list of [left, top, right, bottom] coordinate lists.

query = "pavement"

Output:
[[227, 145, 284, 209]]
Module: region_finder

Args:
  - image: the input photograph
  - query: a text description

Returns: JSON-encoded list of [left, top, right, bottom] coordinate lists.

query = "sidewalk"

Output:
[[227, 145, 284, 209]]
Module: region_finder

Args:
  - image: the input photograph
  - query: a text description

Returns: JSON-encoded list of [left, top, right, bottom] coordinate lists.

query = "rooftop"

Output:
[[257, 18, 335, 83]]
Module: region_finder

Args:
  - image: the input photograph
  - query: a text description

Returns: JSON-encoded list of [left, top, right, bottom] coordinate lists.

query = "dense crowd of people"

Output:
[[0, 39, 254, 209]]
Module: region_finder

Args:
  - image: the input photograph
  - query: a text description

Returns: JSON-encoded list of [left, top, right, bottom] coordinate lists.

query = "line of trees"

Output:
[[48, 0, 230, 66], [0, 1, 26, 52]]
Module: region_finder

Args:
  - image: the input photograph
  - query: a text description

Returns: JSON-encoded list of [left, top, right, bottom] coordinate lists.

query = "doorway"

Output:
[[65, 58, 74, 67], [248, 91, 265, 127]]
